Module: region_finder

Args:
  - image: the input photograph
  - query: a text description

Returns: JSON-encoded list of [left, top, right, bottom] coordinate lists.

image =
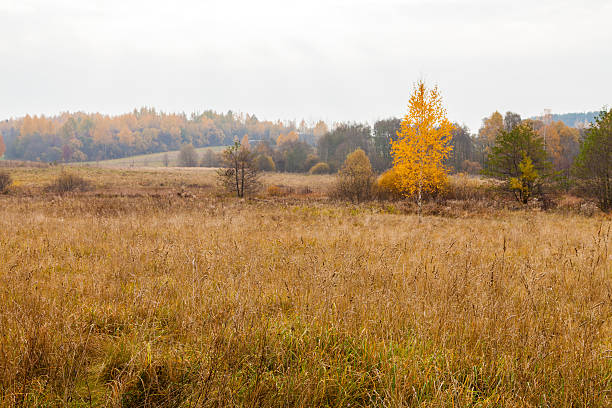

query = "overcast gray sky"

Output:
[[1, 0, 611, 132]]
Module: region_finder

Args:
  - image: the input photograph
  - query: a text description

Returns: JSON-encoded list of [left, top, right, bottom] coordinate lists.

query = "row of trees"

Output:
[[215, 82, 455, 208], [337, 85, 611, 212], [214, 81, 611, 215], [0, 106, 588, 182], [477, 109, 612, 210], [313, 111, 585, 178], [2, 101, 607, 210], [0, 108, 330, 163]]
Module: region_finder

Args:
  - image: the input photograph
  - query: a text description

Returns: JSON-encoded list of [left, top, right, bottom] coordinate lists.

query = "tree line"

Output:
[[208, 84, 611, 213], [0, 106, 590, 177], [0, 108, 329, 163]]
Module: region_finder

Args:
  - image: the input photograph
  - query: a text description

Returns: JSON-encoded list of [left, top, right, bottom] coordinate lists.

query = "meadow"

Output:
[[81, 145, 228, 168], [0, 166, 611, 407]]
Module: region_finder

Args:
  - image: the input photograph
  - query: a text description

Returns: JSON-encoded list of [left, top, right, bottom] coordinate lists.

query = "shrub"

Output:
[[217, 142, 260, 198], [200, 149, 221, 167], [334, 149, 374, 202], [509, 153, 539, 204], [267, 185, 292, 197], [461, 159, 482, 174], [0, 171, 11, 193], [255, 154, 276, 172], [443, 174, 498, 201], [309, 162, 330, 175], [283, 141, 312, 172], [374, 168, 404, 200], [303, 154, 321, 173], [48, 171, 90, 194], [376, 167, 458, 202], [178, 144, 199, 167]]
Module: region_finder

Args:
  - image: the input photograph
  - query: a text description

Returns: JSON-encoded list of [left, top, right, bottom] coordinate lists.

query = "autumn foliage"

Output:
[[574, 109, 612, 211], [375, 168, 404, 199], [0, 108, 298, 163], [217, 142, 260, 197], [276, 131, 299, 146], [334, 149, 375, 202], [391, 81, 454, 209]]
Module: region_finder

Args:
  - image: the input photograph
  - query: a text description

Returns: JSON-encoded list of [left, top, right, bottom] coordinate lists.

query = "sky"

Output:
[[1, 0, 611, 132]]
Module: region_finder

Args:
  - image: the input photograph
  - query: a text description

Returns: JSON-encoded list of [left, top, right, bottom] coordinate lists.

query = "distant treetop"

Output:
[[0, 108, 328, 164], [530, 111, 600, 128]]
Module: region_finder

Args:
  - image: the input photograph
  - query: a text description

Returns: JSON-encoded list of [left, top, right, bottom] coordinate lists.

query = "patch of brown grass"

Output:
[[0, 167, 610, 406], [0, 160, 49, 168]]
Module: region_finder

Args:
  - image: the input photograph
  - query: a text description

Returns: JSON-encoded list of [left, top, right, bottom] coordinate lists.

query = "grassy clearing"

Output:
[[0, 166, 610, 406], [3, 166, 335, 200], [81, 145, 228, 168]]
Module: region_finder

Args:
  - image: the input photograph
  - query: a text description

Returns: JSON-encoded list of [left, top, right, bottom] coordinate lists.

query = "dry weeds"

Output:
[[0, 167, 610, 406]]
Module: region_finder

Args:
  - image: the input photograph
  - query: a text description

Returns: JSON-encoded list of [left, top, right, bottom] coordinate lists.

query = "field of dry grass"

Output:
[[3, 166, 335, 198], [79, 146, 228, 168], [0, 166, 611, 406]]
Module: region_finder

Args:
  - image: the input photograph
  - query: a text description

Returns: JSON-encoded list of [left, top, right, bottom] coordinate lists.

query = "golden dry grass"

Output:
[[0, 166, 610, 406], [5, 166, 335, 197]]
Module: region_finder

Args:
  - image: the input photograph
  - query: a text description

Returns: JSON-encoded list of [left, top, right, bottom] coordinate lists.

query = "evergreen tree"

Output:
[[574, 109, 612, 211], [485, 122, 552, 203]]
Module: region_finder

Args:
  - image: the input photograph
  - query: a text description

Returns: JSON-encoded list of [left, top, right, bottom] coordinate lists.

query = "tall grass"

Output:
[[0, 178, 611, 406], [0, 171, 11, 193]]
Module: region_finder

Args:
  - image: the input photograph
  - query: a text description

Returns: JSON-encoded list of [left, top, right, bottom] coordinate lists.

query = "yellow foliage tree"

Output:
[[241, 134, 250, 150], [537, 121, 580, 172], [478, 111, 504, 154], [276, 131, 299, 146], [313, 120, 329, 139], [390, 81, 454, 213]]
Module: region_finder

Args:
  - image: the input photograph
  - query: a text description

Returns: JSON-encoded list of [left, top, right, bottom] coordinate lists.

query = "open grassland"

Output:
[[4, 166, 335, 197], [0, 167, 611, 406], [81, 145, 228, 168]]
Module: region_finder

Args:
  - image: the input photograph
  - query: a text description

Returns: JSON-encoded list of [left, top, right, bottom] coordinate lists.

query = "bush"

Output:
[[217, 142, 260, 198], [334, 149, 374, 202], [304, 154, 321, 172], [0, 172, 11, 193], [255, 154, 276, 172], [178, 144, 199, 167], [461, 160, 482, 174], [48, 171, 90, 194], [309, 162, 330, 175], [441, 174, 503, 203], [267, 185, 292, 197], [374, 168, 404, 200], [200, 149, 220, 167]]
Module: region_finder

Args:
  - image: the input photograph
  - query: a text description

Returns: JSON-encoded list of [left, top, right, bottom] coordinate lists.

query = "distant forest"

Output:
[[531, 111, 600, 128], [0, 108, 327, 163], [0, 108, 597, 176]]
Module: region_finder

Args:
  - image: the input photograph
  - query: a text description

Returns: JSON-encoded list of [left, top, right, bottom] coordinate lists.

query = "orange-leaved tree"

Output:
[[391, 81, 454, 213], [0, 133, 5, 158], [241, 134, 250, 150]]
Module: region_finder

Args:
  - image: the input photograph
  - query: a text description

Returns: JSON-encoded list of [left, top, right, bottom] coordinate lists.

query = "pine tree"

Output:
[[574, 109, 612, 211]]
